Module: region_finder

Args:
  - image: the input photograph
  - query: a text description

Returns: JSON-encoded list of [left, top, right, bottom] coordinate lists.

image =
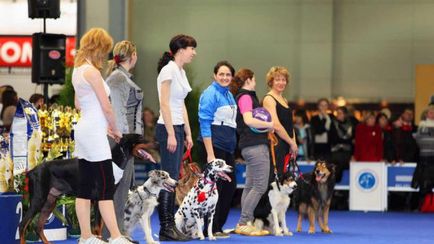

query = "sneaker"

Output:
[[213, 232, 230, 238], [234, 223, 269, 236], [108, 236, 135, 244], [78, 235, 107, 244]]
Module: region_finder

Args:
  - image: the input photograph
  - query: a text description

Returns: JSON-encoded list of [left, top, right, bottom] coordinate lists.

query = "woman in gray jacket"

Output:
[[104, 40, 143, 239]]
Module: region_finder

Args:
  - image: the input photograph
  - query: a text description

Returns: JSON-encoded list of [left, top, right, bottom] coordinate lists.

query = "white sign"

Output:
[[0, 0, 77, 35], [350, 162, 388, 211]]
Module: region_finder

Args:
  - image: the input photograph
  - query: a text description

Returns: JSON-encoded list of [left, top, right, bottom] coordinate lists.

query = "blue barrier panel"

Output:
[[387, 163, 417, 192], [298, 162, 349, 190], [0, 193, 22, 244], [235, 163, 246, 188], [236, 161, 417, 192]]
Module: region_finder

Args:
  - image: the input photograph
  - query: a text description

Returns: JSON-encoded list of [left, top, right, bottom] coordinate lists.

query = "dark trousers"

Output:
[[331, 150, 352, 183], [198, 141, 237, 233], [155, 124, 185, 229], [156, 124, 185, 180]]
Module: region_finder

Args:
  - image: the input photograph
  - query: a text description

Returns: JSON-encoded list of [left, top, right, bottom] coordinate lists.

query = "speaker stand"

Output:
[[43, 17, 46, 33], [42, 16, 47, 103], [43, 83, 49, 104]]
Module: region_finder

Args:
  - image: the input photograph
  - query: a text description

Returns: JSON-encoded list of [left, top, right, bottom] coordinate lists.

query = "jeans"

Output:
[[156, 124, 185, 180], [239, 144, 270, 224]]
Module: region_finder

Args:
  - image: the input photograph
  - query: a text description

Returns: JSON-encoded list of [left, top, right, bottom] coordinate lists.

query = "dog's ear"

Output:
[[148, 170, 157, 178], [328, 163, 336, 173]]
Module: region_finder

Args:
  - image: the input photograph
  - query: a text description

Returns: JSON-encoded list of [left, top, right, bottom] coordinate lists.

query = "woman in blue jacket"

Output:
[[197, 61, 237, 238]]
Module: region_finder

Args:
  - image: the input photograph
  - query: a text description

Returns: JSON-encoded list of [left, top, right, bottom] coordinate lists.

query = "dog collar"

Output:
[[203, 177, 215, 185], [142, 186, 158, 199], [197, 185, 217, 203]]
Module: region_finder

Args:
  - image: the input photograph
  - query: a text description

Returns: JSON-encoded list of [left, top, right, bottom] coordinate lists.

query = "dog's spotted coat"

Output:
[[175, 159, 232, 240], [123, 170, 177, 244]]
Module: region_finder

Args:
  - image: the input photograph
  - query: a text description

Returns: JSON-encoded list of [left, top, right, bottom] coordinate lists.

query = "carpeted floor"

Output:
[[54, 209, 433, 244]]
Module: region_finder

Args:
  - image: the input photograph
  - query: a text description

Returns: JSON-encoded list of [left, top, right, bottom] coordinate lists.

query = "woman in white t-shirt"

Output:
[[156, 34, 197, 241]]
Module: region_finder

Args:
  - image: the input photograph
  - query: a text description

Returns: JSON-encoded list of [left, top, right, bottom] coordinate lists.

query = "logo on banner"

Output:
[[357, 170, 377, 192]]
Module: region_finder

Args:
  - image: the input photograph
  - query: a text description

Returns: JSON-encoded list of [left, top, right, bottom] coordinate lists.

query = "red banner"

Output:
[[0, 36, 76, 67]]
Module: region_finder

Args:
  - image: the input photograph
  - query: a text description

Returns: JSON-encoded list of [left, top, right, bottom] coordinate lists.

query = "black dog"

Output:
[[19, 134, 144, 244], [293, 161, 336, 234]]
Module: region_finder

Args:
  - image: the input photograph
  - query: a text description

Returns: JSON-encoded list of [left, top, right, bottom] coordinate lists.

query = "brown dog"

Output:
[[175, 158, 201, 206], [294, 161, 336, 234]]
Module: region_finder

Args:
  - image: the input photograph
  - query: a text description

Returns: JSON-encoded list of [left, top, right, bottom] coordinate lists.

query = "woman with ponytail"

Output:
[[231, 68, 273, 236], [103, 40, 144, 240], [156, 34, 197, 241]]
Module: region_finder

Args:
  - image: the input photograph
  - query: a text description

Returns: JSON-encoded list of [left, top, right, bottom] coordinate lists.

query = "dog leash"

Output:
[[180, 149, 202, 178], [284, 153, 305, 181], [268, 133, 281, 191]]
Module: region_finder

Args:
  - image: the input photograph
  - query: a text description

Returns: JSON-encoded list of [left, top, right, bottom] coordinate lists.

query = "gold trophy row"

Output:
[[38, 104, 80, 157]]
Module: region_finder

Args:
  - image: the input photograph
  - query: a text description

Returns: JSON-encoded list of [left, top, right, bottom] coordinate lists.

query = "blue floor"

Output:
[[54, 209, 433, 244]]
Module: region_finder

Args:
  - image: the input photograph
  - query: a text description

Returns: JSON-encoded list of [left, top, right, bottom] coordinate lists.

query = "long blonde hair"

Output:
[[74, 28, 113, 70], [106, 40, 137, 75]]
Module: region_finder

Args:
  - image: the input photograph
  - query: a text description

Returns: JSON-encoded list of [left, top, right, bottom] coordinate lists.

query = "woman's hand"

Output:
[[185, 135, 193, 150], [108, 127, 122, 143], [167, 134, 177, 153], [207, 155, 216, 163], [290, 141, 298, 158]]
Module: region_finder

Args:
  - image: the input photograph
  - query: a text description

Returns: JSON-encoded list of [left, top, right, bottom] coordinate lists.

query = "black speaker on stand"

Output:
[[31, 33, 66, 85], [28, 0, 62, 103], [28, 0, 60, 19]]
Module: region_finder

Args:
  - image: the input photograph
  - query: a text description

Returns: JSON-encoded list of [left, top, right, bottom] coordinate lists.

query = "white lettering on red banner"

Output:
[[0, 36, 76, 67]]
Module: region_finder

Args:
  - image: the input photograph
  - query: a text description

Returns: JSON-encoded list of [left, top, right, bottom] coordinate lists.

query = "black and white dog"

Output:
[[254, 172, 298, 236], [123, 170, 177, 244], [175, 159, 232, 240]]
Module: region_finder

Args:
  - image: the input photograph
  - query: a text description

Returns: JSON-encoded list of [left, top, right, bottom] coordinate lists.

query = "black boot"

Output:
[[158, 191, 190, 241]]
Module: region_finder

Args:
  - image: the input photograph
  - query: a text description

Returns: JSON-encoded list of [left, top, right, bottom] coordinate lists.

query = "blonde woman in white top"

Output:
[[72, 28, 132, 244], [155, 34, 197, 241]]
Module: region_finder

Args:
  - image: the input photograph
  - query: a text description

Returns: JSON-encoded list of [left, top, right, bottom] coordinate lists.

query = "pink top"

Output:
[[238, 94, 253, 114]]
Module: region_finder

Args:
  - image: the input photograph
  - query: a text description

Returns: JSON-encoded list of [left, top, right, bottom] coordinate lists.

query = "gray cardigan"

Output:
[[106, 66, 143, 135]]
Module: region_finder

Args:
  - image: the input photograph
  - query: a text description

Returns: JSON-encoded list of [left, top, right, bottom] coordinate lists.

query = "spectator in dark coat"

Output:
[[310, 98, 333, 161], [412, 105, 434, 204], [329, 106, 355, 182], [376, 112, 396, 163], [392, 108, 418, 163]]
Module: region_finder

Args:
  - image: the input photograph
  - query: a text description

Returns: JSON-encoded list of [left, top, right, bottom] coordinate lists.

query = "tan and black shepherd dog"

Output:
[[294, 161, 336, 234]]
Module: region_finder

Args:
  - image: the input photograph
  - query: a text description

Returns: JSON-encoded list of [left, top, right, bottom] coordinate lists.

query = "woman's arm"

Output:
[[198, 92, 216, 162], [263, 96, 297, 153], [159, 80, 177, 153], [183, 103, 193, 150], [74, 94, 80, 111], [107, 74, 129, 132], [83, 67, 121, 140], [238, 94, 273, 129]]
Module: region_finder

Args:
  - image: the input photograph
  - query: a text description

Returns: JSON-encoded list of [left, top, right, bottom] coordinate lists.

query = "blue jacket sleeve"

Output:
[[198, 89, 216, 138]]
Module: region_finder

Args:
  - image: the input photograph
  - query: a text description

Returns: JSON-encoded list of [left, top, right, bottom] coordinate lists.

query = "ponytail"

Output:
[[231, 68, 254, 95], [105, 40, 136, 77], [157, 51, 173, 73], [105, 59, 118, 77], [157, 34, 197, 73]]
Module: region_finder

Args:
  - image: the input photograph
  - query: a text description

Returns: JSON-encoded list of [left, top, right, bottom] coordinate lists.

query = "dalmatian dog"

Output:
[[175, 159, 232, 240], [123, 170, 177, 244]]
